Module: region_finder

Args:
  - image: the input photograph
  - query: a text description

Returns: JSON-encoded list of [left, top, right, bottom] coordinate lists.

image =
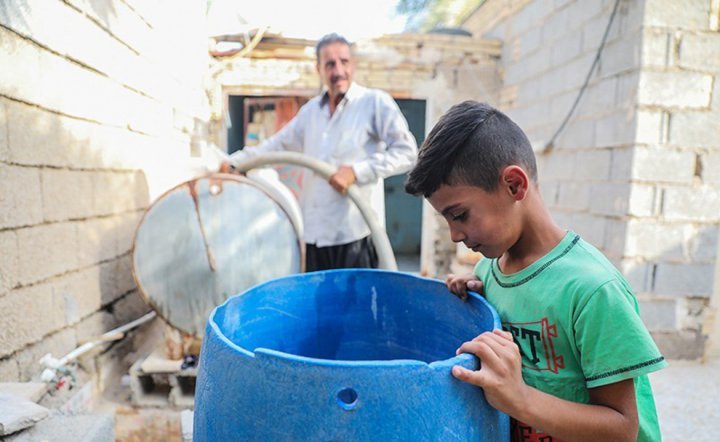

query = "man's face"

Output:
[[427, 183, 520, 259], [317, 42, 354, 98]]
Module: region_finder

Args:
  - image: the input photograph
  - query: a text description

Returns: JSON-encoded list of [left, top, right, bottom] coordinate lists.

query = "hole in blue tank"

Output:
[[336, 387, 358, 410]]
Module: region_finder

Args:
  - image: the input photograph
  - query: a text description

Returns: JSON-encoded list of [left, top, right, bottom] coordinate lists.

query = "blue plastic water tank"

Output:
[[194, 269, 509, 441]]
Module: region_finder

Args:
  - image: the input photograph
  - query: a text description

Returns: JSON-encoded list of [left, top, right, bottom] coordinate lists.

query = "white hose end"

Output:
[[39, 353, 62, 369], [40, 368, 56, 383]]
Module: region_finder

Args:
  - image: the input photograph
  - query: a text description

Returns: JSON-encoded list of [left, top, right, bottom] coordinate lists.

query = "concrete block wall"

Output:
[[450, 0, 648, 273], [0, 0, 210, 381], [628, 0, 720, 358], [475, 0, 648, 262], [458, 0, 720, 359]]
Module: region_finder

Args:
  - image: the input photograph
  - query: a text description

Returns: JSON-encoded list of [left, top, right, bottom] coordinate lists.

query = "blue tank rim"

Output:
[[204, 268, 502, 370]]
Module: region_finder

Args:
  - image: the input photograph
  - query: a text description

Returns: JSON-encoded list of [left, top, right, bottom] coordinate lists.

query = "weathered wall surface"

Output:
[[0, 0, 210, 381], [634, 0, 720, 358], [459, 0, 720, 359]]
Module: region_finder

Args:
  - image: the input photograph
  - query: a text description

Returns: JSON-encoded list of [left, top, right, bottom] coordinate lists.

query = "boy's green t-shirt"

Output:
[[474, 231, 667, 442]]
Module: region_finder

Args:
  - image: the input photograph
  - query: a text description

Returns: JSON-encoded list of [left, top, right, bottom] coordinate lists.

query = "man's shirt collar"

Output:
[[320, 82, 359, 107]]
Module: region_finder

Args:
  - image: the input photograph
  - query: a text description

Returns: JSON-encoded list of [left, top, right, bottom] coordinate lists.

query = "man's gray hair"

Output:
[[315, 33, 352, 60]]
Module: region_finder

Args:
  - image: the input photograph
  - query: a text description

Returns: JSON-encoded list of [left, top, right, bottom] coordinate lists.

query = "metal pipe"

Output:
[[233, 152, 398, 270]]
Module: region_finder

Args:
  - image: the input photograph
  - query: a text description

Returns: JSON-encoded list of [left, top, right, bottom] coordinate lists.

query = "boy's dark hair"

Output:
[[315, 33, 352, 60], [405, 101, 537, 197]]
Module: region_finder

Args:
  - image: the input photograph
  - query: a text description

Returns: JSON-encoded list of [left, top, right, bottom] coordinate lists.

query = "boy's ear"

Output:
[[501, 166, 529, 201]]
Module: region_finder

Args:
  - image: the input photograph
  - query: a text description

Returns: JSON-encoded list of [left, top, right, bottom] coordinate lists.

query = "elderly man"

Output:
[[227, 33, 417, 271]]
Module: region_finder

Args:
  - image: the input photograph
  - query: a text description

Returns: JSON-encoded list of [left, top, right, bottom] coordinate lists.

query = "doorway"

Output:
[[385, 99, 426, 273]]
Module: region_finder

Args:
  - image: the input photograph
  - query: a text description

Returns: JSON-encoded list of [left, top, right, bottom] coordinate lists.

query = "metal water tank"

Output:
[[132, 173, 304, 337]]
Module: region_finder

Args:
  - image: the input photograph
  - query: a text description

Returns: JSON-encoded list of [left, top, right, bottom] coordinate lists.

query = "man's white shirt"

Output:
[[229, 83, 417, 247]]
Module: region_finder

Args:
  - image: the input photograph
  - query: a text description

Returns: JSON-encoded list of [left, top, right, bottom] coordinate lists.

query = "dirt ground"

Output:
[[94, 366, 183, 442], [114, 407, 182, 442]]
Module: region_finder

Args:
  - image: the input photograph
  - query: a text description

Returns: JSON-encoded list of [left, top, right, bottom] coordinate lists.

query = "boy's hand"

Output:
[[454, 330, 641, 441], [446, 273, 484, 301], [452, 329, 528, 416]]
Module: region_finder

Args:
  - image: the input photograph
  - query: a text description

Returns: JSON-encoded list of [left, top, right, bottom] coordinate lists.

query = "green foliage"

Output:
[[396, 0, 483, 32], [396, 0, 432, 15]]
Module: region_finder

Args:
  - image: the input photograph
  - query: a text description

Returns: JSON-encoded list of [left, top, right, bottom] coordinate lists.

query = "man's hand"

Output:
[[446, 273, 484, 301], [219, 161, 233, 174], [219, 161, 244, 175], [452, 329, 528, 416], [328, 165, 357, 194]]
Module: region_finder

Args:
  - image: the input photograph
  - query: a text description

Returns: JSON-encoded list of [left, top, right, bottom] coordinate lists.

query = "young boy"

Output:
[[405, 101, 666, 442]]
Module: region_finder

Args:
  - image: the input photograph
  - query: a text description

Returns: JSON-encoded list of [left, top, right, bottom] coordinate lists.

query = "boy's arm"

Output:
[[453, 330, 639, 442]]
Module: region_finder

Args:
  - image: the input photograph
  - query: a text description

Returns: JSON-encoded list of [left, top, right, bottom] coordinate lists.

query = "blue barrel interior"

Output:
[[215, 270, 496, 363], [195, 269, 509, 441]]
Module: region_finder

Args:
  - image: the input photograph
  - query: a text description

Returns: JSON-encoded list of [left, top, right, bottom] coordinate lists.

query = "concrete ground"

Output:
[[650, 357, 720, 441]]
